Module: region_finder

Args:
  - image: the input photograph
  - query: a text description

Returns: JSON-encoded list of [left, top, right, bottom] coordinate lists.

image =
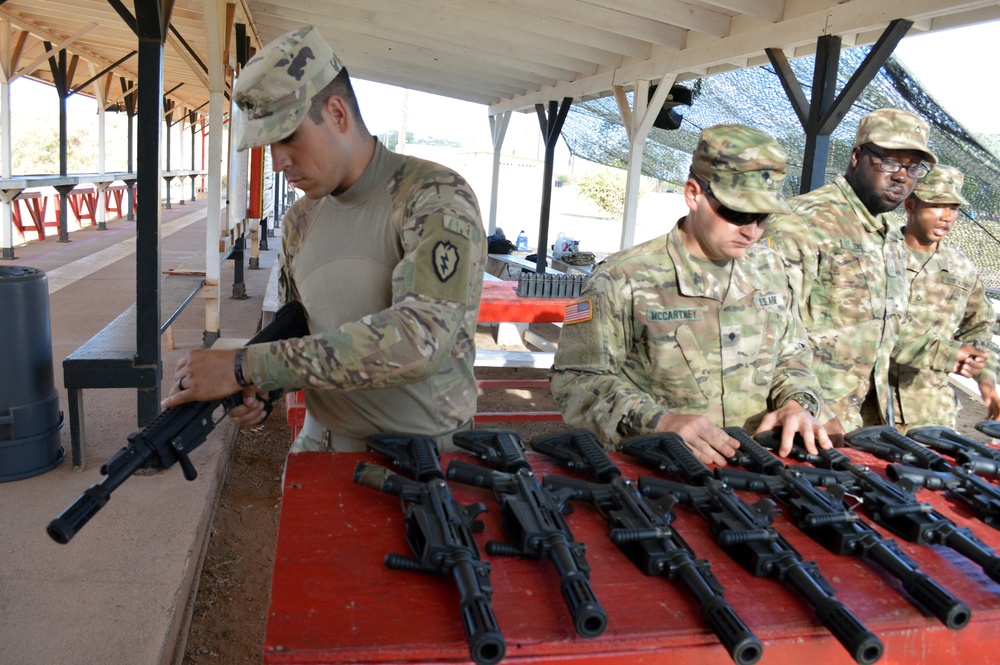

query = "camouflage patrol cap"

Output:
[[912, 164, 969, 205], [854, 108, 937, 164], [690, 124, 792, 214], [233, 26, 344, 151]]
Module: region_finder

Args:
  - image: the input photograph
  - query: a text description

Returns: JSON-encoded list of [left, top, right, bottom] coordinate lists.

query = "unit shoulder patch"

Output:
[[432, 240, 459, 281]]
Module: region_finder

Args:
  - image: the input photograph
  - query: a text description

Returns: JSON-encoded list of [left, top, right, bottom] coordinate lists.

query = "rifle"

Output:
[[445, 429, 608, 638], [48, 300, 309, 544], [531, 430, 763, 665], [909, 425, 1000, 480], [845, 426, 1000, 530], [355, 434, 505, 665], [975, 420, 1000, 440], [705, 430, 970, 630], [623, 432, 884, 665], [742, 428, 1000, 586]]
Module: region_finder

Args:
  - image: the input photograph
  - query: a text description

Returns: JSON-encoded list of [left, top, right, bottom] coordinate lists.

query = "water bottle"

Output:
[[515, 230, 529, 251]]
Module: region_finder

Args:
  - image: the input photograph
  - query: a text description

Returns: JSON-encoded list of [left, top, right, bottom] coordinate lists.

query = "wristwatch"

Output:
[[234, 347, 252, 387], [780, 392, 820, 419]]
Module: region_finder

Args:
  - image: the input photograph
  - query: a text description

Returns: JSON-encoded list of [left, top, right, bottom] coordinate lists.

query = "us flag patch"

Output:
[[564, 299, 592, 324]]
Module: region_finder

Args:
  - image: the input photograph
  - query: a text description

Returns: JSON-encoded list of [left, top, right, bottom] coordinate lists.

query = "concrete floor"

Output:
[[0, 198, 279, 665]]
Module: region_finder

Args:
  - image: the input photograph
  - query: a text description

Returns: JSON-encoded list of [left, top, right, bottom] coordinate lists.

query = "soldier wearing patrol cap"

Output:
[[762, 108, 986, 438], [162, 26, 487, 452], [551, 124, 832, 464], [890, 164, 999, 431]]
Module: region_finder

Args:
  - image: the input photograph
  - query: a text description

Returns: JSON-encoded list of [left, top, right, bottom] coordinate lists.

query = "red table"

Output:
[[264, 449, 1000, 664], [477, 280, 574, 324], [474, 280, 569, 422]]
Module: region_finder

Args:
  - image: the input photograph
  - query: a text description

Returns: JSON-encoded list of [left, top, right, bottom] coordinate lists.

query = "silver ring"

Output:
[[176, 377, 185, 392]]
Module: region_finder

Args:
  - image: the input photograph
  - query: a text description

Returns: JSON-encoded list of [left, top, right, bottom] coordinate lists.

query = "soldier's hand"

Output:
[[655, 414, 738, 466], [756, 401, 832, 457], [162, 348, 242, 409], [822, 416, 846, 448], [980, 379, 1000, 420], [227, 387, 270, 426], [954, 345, 989, 378]]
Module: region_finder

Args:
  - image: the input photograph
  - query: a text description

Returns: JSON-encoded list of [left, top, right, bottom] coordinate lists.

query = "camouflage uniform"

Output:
[[891, 165, 999, 430], [551, 125, 824, 446], [233, 27, 486, 451], [551, 231, 824, 446], [761, 109, 937, 431]]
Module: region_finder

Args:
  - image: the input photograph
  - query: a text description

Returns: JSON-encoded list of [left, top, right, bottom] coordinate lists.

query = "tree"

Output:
[[377, 129, 462, 152], [9, 108, 132, 175], [576, 168, 645, 221]]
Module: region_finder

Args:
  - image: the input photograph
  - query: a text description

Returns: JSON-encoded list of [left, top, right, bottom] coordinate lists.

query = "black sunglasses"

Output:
[[703, 185, 769, 226]]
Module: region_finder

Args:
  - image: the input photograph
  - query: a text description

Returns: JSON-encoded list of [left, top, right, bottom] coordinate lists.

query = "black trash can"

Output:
[[0, 266, 64, 481]]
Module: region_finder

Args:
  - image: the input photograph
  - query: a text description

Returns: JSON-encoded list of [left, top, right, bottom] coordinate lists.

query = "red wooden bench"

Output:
[[105, 183, 136, 218], [61, 186, 99, 227], [12, 191, 47, 240]]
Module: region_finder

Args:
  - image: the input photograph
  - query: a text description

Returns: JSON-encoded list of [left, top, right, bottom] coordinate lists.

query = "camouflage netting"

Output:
[[561, 46, 1000, 289]]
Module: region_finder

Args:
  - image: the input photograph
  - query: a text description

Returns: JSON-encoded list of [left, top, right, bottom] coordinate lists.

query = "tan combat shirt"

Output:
[[246, 141, 486, 450]]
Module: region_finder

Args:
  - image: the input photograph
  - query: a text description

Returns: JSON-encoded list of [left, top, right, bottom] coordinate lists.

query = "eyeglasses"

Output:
[[861, 144, 931, 179], [703, 185, 769, 226]]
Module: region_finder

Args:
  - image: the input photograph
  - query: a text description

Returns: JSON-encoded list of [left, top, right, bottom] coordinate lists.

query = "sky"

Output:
[[350, 78, 541, 155], [893, 20, 1000, 134], [7, 18, 1000, 155]]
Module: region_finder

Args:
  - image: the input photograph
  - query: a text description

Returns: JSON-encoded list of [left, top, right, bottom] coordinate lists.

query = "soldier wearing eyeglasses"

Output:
[[550, 125, 831, 464], [890, 164, 999, 431], [762, 108, 985, 438]]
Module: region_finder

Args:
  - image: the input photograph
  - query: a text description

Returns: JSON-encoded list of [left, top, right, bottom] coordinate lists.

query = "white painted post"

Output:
[[203, 0, 225, 339], [95, 66, 108, 230], [0, 20, 13, 258], [616, 75, 675, 250], [487, 112, 510, 236]]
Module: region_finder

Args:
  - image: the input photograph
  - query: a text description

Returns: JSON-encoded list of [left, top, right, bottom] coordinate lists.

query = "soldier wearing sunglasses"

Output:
[[761, 109, 984, 439], [551, 125, 831, 464]]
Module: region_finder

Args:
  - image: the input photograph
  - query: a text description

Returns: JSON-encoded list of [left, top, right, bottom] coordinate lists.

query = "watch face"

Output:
[[788, 394, 818, 417], [802, 397, 819, 417]]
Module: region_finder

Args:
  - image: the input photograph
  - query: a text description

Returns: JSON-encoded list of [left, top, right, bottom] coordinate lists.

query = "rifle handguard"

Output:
[[726, 428, 784, 475]]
